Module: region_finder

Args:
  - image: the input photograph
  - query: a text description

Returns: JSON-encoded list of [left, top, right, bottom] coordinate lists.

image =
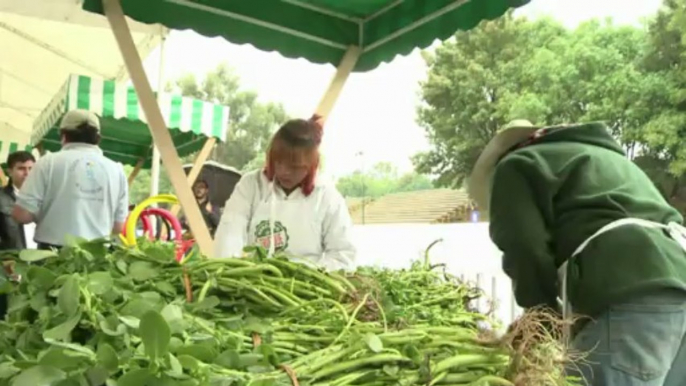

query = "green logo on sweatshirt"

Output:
[[254, 220, 289, 252]]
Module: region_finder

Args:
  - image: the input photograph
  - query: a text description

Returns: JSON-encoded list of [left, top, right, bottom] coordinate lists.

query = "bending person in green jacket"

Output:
[[468, 120, 686, 386]]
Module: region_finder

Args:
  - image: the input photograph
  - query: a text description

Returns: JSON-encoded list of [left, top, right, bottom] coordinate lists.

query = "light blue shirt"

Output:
[[16, 143, 129, 246]]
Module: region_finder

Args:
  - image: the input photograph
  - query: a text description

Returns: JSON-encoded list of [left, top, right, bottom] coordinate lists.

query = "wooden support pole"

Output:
[[127, 158, 144, 186], [171, 137, 216, 217], [314, 46, 361, 120], [187, 138, 216, 187], [161, 138, 216, 240], [103, 0, 214, 255]]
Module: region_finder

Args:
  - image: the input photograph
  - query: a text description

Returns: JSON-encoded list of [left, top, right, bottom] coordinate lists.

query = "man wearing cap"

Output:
[[12, 110, 129, 250], [469, 120, 686, 385]]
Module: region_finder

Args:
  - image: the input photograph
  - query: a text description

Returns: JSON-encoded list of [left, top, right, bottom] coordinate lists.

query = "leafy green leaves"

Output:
[[336, 162, 432, 198], [26, 267, 57, 290], [117, 368, 152, 386], [129, 261, 159, 282], [363, 333, 383, 353], [161, 304, 185, 334], [96, 343, 119, 373], [86, 272, 113, 295], [0, 240, 528, 386], [0, 363, 19, 379], [120, 292, 165, 318], [140, 311, 171, 361], [43, 313, 81, 341], [57, 275, 80, 316], [19, 250, 57, 263], [11, 365, 65, 386]]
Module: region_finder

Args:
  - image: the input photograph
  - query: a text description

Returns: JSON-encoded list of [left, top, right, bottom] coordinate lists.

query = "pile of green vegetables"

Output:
[[0, 239, 577, 386]]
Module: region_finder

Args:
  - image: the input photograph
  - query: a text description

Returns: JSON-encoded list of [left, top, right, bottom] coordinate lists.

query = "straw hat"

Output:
[[467, 120, 539, 211]]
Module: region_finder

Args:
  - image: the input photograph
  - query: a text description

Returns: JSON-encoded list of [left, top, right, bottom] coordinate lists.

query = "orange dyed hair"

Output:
[[264, 115, 324, 196]]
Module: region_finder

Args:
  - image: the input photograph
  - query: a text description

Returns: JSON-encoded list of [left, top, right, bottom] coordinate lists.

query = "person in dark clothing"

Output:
[[0, 151, 35, 250], [0, 150, 36, 319], [469, 121, 686, 385], [181, 179, 221, 236]]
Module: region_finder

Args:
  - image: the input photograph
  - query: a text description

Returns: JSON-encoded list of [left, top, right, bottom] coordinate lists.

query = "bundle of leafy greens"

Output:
[[0, 239, 578, 386]]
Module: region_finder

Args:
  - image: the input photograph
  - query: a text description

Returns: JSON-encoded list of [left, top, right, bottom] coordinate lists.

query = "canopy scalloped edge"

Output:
[[35, 114, 210, 169], [82, 0, 530, 72]]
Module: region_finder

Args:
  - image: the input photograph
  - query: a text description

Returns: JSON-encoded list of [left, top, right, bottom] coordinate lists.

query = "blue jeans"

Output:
[[569, 290, 686, 385]]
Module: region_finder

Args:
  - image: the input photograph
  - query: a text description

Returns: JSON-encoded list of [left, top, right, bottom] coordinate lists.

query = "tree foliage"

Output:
[[125, 165, 175, 205], [173, 63, 288, 171], [128, 63, 287, 203], [414, 3, 686, 210], [336, 162, 432, 198]]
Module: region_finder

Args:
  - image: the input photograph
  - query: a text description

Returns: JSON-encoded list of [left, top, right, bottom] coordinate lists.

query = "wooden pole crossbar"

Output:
[[170, 137, 216, 217], [127, 158, 145, 186], [314, 46, 361, 120], [103, 0, 213, 255]]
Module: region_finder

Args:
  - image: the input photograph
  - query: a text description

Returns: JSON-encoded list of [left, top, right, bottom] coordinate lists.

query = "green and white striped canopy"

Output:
[[32, 74, 230, 169], [0, 140, 32, 168], [83, 0, 529, 72]]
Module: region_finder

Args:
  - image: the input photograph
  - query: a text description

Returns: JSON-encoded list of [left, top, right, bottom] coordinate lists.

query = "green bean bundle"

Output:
[[0, 239, 579, 386]]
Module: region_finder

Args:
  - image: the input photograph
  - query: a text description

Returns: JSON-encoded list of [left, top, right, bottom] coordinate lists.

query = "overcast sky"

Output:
[[141, 0, 663, 179]]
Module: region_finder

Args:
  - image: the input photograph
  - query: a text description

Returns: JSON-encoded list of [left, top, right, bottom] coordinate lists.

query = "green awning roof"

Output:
[[82, 0, 529, 72], [32, 75, 230, 169]]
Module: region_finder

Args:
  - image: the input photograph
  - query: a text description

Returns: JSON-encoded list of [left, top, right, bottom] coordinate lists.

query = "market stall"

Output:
[[31, 74, 230, 185], [0, 1, 580, 385], [79, 0, 530, 255]]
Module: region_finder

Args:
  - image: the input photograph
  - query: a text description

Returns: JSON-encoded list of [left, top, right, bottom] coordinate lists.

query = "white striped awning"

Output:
[[33, 74, 229, 143], [30, 74, 230, 168]]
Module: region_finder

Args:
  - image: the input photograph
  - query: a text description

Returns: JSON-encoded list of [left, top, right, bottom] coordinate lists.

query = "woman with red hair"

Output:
[[213, 115, 356, 271]]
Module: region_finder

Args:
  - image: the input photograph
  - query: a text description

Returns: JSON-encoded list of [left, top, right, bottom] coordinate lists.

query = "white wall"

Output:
[[350, 223, 523, 326]]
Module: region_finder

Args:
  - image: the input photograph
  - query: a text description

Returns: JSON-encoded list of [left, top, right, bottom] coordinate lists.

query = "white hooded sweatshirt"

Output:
[[213, 170, 356, 271]]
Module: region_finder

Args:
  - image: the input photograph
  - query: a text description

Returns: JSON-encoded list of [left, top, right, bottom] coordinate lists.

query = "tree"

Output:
[[126, 64, 289, 204], [413, 13, 570, 187], [125, 165, 173, 205], [336, 162, 432, 198], [638, 0, 686, 204], [414, 12, 656, 188], [173, 63, 289, 171], [550, 20, 651, 150], [241, 152, 266, 174]]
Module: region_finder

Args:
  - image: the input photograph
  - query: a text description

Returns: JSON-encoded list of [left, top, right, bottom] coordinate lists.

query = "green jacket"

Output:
[[489, 122, 686, 317]]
